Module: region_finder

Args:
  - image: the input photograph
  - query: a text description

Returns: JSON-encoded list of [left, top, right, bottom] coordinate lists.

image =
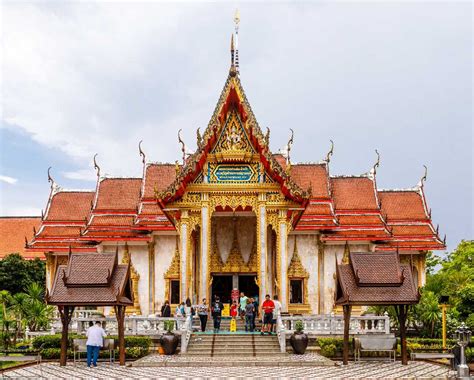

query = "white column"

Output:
[[180, 212, 188, 301], [200, 204, 208, 302], [258, 199, 267, 302], [279, 211, 288, 312]]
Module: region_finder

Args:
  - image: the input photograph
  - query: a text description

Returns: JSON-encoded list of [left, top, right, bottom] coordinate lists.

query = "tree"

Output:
[[0, 254, 46, 295], [415, 291, 441, 338]]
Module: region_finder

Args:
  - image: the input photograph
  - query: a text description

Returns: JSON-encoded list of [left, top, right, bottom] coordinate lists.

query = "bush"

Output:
[[40, 348, 73, 360], [32, 335, 63, 350], [294, 320, 304, 333], [320, 343, 337, 357], [317, 337, 344, 353]]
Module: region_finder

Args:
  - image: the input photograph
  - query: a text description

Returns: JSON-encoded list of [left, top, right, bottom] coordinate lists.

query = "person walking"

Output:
[[260, 294, 275, 335], [197, 298, 209, 332], [161, 300, 171, 317], [211, 296, 224, 333], [271, 295, 282, 332], [239, 292, 248, 321], [86, 321, 106, 368], [252, 296, 259, 331], [244, 298, 255, 332]]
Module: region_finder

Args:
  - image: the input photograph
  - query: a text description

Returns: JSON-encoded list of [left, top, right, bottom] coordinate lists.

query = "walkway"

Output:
[[4, 361, 455, 379]]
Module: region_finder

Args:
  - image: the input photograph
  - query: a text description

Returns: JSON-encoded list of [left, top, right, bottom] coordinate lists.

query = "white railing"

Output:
[[179, 316, 193, 354], [276, 315, 286, 353], [281, 315, 390, 335]]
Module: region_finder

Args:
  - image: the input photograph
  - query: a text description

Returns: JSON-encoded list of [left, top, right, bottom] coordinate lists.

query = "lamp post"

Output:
[[454, 322, 471, 379]]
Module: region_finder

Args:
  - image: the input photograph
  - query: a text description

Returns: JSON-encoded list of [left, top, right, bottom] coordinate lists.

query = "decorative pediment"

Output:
[[164, 238, 180, 279], [121, 244, 141, 315], [288, 238, 309, 278]]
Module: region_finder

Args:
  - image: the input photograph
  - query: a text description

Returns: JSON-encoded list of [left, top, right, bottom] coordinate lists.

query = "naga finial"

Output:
[[93, 153, 100, 177], [178, 129, 194, 164], [138, 140, 146, 164], [47, 166, 54, 184], [196, 128, 203, 148], [279, 129, 294, 164], [324, 140, 334, 163], [419, 165, 428, 187], [373, 149, 381, 172], [265, 127, 270, 146]]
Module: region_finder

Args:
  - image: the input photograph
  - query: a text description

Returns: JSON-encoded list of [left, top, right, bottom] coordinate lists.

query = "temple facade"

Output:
[[27, 43, 445, 317]]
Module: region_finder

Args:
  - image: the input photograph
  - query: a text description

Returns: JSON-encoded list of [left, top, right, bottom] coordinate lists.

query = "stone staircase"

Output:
[[185, 333, 286, 357]]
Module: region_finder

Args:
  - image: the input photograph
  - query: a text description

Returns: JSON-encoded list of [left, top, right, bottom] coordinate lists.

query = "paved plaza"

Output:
[[3, 361, 455, 379]]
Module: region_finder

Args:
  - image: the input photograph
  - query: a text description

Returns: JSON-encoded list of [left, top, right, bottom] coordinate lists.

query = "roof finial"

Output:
[[93, 153, 100, 177], [324, 140, 334, 164], [178, 129, 194, 164], [230, 34, 235, 69], [279, 129, 294, 165], [47, 166, 54, 185], [234, 9, 240, 73], [419, 165, 428, 187], [138, 140, 146, 164], [373, 149, 381, 173]]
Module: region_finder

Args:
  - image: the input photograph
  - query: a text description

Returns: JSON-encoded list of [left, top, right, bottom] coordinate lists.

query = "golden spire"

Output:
[[342, 241, 350, 265]]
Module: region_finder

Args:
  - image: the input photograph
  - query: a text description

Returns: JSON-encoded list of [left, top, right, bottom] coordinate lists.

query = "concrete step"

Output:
[[184, 352, 287, 357]]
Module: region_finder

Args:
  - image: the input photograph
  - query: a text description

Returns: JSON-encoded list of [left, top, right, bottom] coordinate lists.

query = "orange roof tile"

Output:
[[95, 178, 141, 211], [40, 226, 83, 237], [337, 215, 384, 226], [331, 177, 378, 210], [89, 215, 135, 227], [47, 192, 95, 221], [390, 225, 434, 236], [291, 164, 329, 198], [0, 217, 42, 259], [143, 164, 176, 199], [378, 191, 427, 221]]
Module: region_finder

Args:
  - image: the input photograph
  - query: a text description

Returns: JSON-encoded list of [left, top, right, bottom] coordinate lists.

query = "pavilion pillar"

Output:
[[58, 305, 74, 366], [278, 210, 288, 312], [180, 211, 189, 301], [397, 304, 409, 365], [115, 305, 126, 366], [342, 304, 352, 365], [200, 195, 209, 302], [257, 195, 267, 302]]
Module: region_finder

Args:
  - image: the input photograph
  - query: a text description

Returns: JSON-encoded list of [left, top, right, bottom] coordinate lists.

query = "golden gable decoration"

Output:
[[288, 238, 309, 279], [164, 237, 180, 279], [121, 243, 141, 315]]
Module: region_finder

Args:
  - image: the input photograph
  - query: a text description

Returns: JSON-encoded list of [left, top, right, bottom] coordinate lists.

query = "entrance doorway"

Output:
[[211, 275, 232, 304], [238, 275, 259, 301]]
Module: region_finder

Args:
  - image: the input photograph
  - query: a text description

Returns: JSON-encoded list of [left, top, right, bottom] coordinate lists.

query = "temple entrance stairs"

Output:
[[185, 333, 285, 357]]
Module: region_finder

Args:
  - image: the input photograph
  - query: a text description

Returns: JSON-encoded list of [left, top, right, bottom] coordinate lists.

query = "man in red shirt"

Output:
[[260, 294, 275, 335]]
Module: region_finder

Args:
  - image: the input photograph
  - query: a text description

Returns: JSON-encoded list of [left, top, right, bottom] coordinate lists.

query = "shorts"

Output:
[[264, 313, 273, 324]]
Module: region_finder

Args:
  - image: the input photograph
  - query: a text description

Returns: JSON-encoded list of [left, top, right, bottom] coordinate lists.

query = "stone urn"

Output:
[[160, 321, 178, 355], [290, 320, 308, 355]]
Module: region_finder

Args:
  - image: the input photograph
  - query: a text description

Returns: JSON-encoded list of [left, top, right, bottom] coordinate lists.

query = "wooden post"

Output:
[[397, 305, 408, 365], [115, 305, 126, 366], [58, 305, 74, 366], [342, 304, 352, 365]]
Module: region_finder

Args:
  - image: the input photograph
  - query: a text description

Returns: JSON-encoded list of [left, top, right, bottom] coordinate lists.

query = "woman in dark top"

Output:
[[161, 300, 171, 317]]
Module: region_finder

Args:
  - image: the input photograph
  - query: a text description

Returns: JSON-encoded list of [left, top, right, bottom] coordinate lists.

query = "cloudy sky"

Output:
[[1, 1, 472, 254]]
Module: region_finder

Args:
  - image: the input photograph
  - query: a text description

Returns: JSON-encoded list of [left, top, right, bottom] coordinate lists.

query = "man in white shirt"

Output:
[[272, 295, 282, 333], [86, 321, 106, 367]]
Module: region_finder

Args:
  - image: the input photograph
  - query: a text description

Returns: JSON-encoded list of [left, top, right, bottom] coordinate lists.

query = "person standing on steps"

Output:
[[245, 298, 255, 332], [161, 300, 171, 317], [230, 300, 238, 332], [197, 298, 209, 332], [252, 296, 259, 331], [239, 292, 248, 321], [211, 296, 224, 333], [271, 295, 282, 333], [260, 294, 275, 335]]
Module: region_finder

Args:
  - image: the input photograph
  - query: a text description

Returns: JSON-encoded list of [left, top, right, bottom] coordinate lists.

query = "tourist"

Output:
[[245, 298, 255, 332], [211, 296, 224, 333], [252, 296, 259, 331], [239, 292, 248, 320], [161, 300, 171, 317], [175, 301, 185, 329], [271, 295, 282, 332], [86, 321, 106, 368], [197, 298, 209, 332], [260, 294, 275, 335], [229, 300, 238, 332], [184, 298, 193, 317]]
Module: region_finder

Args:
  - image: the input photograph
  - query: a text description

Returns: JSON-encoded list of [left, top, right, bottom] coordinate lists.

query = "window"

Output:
[[170, 280, 180, 304], [290, 279, 303, 304]]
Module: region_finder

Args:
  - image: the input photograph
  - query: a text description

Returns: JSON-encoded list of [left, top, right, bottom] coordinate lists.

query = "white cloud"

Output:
[[0, 175, 18, 185], [62, 169, 97, 182]]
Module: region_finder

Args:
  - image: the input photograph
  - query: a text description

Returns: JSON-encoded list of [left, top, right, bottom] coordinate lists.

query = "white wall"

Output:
[[154, 235, 177, 312]]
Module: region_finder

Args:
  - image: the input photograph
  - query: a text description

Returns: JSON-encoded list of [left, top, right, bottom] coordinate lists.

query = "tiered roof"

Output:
[[27, 67, 444, 254]]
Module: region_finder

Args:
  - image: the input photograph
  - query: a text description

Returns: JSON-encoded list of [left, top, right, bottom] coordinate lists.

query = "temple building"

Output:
[[26, 31, 445, 317]]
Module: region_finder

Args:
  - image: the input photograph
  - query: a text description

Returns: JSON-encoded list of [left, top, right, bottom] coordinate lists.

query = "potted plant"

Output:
[[290, 320, 308, 354], [159, 320, 178, 355]]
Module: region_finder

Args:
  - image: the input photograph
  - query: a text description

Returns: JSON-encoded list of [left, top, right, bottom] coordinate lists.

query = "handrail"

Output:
[[179, 316, 193, 354], [276, 315, 286, 353]]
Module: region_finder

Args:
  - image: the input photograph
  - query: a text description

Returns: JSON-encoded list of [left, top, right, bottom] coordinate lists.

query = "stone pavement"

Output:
[[3, 361, 455, 379], [132, 352, 334, 367]]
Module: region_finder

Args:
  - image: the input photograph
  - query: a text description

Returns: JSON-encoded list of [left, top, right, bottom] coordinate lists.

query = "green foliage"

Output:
[[31, 335, 63, 350], [163, 320, 174, 332], [414, 290, 442, 338], [0, 255, 45, 295], [294, 320, 304, 333], [317, 337, 344, 352], [320, 343, 337, 357], [465, 313, 474, 332]]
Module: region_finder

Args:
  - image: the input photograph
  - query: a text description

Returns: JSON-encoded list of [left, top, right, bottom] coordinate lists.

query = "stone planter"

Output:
[[160, 332, 179, 355], [290, 331, 308, 354]]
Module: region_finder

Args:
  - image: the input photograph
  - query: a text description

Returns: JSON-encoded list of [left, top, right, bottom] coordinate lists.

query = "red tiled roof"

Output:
[[0, 217, 42, 259], [47, 192, 95, 221], [337, 215, 384, 226], [66, 252, 116, 286], [331, 177, 378, 210], [291, 164, 329, 198], [378, 191, 427, 221], [89, 215, 135, 227], [40, 226, 83, 237], [139, 203, 163, 215], [391, 225, 434, 236], [95, 178, 141, 211], [143, 164, 176, 199], [350, 252, 403, 286]]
